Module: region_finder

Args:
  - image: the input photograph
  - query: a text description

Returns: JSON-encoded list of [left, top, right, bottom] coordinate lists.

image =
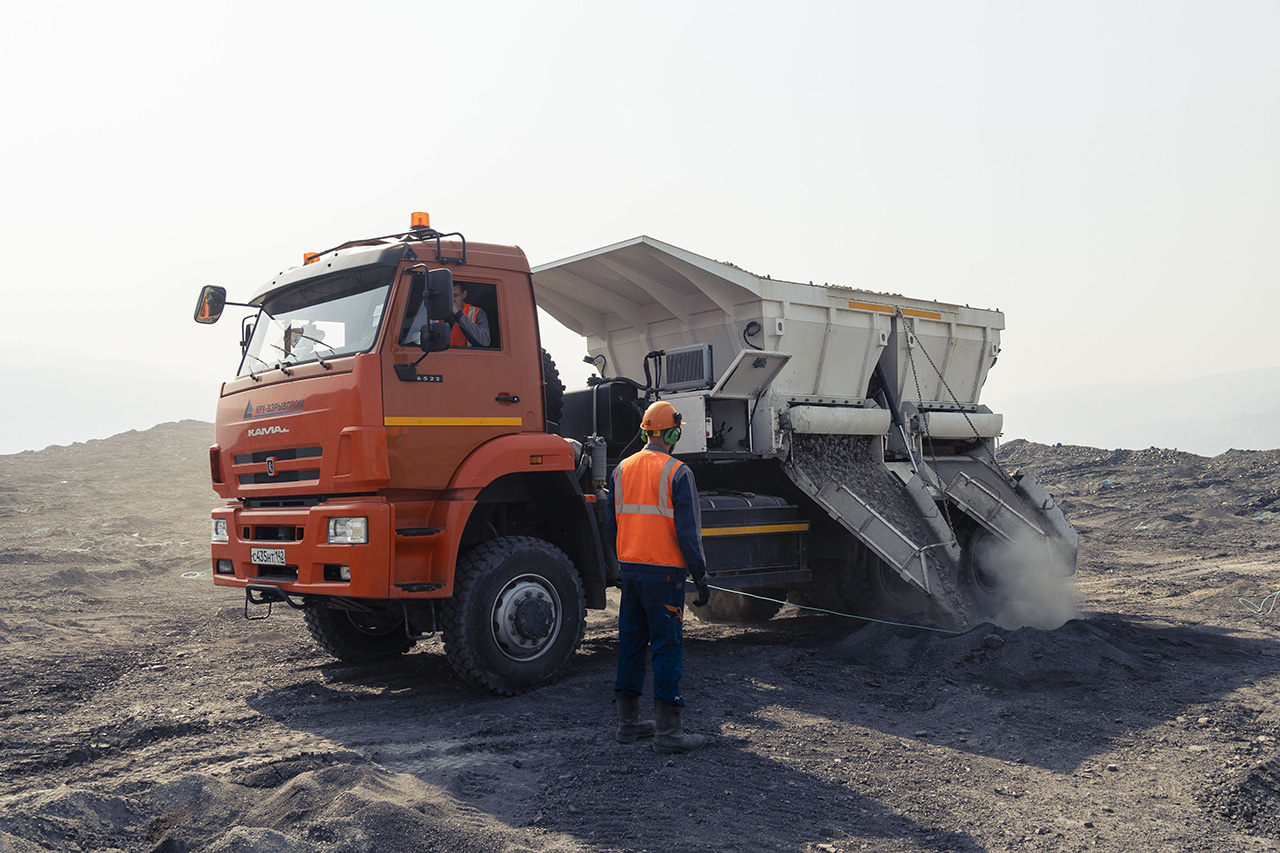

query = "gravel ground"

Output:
[[2, 422, 1279, 852]]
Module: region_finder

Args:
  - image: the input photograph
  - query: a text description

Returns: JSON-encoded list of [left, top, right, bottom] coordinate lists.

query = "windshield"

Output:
[[239, 265, 393, 376]]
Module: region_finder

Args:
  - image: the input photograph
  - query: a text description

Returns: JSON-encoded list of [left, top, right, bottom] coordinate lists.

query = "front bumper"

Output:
[[209, 497, 455, 599]]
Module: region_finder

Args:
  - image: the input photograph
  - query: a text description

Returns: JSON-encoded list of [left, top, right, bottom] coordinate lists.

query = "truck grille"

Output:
[[233, 446, 322, 464], [232, 446, 323, 486], [238, 469, 321, 485]]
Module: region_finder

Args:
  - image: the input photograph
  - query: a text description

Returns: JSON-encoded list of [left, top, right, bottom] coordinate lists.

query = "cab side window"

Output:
[[400, 279, 501, 349]]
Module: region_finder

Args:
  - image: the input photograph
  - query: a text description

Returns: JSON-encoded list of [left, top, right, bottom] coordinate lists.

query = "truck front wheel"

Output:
[[441, 536, 586, 695], [303, 603, 413, 663]]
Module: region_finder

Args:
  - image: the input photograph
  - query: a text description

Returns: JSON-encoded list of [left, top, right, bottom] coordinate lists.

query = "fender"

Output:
[[448, 432, 576, 493], [445, 434, 608, 608]]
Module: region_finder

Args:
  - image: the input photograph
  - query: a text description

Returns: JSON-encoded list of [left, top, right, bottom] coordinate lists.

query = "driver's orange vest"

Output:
[[450, 304, 479, 347]]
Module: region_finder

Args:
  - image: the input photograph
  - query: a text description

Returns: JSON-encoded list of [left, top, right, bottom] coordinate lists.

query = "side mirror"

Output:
[[194, 286, 227, 324], [394, 322, 452, 381], [424, 268, 453, 321], [420, 321, 451, 353]]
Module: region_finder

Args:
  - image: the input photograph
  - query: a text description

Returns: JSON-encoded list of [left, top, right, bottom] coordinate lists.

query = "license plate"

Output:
[[251, 547, 286, 566]]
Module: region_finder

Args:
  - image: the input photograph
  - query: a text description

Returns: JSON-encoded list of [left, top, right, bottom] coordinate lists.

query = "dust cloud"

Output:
[[976, 529, 1082, 630]]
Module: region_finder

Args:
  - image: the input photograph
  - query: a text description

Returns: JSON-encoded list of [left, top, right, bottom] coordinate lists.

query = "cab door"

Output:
[[381, 271, 539, 489]]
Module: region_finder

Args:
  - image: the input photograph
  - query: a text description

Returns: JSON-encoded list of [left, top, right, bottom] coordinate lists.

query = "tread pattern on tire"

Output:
[[541, 349, 564, 429], [441, 535, 585, 695], [303, 605, 413, 663]]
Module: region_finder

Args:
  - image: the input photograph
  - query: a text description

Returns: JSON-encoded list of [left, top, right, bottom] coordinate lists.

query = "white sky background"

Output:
[[1, 1, 1277, 454]]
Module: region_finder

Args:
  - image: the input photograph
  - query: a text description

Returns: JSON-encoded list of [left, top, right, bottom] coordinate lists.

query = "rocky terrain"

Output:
[[1, 422, 1279, 852]]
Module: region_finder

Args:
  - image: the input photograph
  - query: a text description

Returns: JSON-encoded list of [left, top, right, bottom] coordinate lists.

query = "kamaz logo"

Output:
[[248, 426, 290, 437]]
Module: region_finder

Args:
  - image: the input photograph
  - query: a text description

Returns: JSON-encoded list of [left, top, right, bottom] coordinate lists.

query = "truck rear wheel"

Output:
[[790, 549, 929, 624], [303, 604, 413, 662], [687, 587, 785, 623], [865, 560, 931, 619], [959, 528, 1006, 622], [441, 536, 586, 695]]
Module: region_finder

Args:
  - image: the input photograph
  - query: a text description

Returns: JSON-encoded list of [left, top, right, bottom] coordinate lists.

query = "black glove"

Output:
[[693, 581, 710, 608]]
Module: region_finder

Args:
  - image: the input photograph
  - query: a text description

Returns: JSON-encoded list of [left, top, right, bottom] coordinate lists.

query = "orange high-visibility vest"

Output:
[[612, 448, 687, 569], [450, 303, 480, 347]]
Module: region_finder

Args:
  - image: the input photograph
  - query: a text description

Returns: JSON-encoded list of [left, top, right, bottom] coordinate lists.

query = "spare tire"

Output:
[[542, 348, 564, 431]]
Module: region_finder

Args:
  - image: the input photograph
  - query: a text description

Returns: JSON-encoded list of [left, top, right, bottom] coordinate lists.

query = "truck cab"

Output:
[[197, 217, 605, 695]]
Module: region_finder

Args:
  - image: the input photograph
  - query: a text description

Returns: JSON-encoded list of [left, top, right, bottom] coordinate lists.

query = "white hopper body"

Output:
[[531, 236, 1004, 412]]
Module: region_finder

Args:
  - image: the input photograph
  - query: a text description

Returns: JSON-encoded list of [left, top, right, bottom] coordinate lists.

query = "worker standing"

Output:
[[607, 401, 711, 754]]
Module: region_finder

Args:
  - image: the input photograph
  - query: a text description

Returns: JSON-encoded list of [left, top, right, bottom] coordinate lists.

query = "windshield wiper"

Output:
[[293, 333, 336, 370], [263, 343, 293, 376], [242, 353, 273, 382]]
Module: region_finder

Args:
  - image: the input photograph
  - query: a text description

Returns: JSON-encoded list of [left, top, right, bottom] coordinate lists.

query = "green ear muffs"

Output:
[[662, 426, 682, 446]]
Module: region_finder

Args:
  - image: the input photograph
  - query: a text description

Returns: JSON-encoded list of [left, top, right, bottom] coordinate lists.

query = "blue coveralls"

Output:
[[607, 443, 707, 706]]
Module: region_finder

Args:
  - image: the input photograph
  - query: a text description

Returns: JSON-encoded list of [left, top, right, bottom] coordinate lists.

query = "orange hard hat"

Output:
[[641, 400, 682, 432]]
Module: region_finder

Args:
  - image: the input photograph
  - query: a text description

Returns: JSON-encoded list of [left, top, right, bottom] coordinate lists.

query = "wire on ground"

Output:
[[709, 585, 962, 635]]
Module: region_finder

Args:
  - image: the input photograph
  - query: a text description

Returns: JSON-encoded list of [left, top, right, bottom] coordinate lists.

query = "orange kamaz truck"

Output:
[[195, 214, 603, 695], [196, 214, 1077, 695]]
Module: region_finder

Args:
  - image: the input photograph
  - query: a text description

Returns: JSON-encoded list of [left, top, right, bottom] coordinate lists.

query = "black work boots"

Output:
[[652, 699, 708, 754], [616, 693, 708, 753], [615, 692, 656, 743]]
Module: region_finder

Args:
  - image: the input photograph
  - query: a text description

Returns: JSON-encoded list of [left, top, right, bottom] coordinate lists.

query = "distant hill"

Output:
[[987, 366, 1280, 457], [0, 340, 217, 455]]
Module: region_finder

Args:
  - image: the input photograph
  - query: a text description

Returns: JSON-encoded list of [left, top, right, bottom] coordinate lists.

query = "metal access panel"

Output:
[[699, 492, 809, 590], [711, 350, 791, 399], [664, 392, 752, 457]]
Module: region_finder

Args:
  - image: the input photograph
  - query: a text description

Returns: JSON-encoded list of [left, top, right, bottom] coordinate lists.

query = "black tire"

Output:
[[303, 603, 413, 663], [687, 586, 785, 623], [441, 536, 585, 695], [958, 528, 1006, 622], [790, 547, 929, 623], [541, 348, 564, 430], [864, 558, 932, 619], [789, 556, 861, 613]]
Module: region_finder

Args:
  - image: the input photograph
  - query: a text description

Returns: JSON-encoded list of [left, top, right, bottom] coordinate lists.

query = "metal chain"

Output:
[[898, 312, 1004, 474], [900, 313, 958, 538]]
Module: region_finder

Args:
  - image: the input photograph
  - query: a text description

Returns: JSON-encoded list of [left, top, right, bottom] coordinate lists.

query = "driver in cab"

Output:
[[404, 282, 490, 348]]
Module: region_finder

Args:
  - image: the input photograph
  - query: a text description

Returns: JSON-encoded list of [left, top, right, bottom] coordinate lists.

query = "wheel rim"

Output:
[[490, 573, 562, 661]]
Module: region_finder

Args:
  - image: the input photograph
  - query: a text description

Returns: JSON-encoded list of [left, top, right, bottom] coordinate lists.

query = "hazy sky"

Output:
[[2, 1, 1277, 453]]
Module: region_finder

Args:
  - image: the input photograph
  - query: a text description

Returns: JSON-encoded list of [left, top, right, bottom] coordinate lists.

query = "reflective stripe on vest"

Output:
[[612, 449, 686, 568], [450, 303, 479, 347]]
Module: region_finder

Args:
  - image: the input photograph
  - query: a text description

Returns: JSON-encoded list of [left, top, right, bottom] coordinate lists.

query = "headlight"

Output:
[[328, 517, 369, 544], [212, 519, 228, 543]]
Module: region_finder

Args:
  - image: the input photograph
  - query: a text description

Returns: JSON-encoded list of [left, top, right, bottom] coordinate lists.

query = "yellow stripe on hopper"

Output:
[[701, 522, 811, 537], [847, 300, 943, 321], [385, 416, 523, 427]]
